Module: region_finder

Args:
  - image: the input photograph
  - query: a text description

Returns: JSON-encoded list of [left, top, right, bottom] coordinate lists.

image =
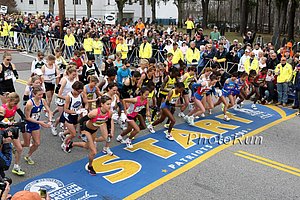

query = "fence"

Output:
[[0, 32, 240, 75]]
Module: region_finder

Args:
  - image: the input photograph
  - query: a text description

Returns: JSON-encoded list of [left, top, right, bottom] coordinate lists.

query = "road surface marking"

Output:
[[234, 151, 300, 177]]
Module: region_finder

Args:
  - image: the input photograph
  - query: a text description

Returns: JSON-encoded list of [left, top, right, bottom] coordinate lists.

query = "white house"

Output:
[[15, 0, 153, 21]]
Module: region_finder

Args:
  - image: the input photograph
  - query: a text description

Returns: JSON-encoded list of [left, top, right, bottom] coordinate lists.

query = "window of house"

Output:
[[44, 0, 48, 4], [29, 0, 33, 4], [73, 0, 81, 5]]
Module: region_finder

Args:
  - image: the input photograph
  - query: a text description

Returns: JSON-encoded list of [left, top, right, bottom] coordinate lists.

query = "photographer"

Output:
[[0, 128, 16, 200]]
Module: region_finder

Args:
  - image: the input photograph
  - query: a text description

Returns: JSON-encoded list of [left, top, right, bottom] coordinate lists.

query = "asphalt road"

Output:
[[4, 52, 300, 200]]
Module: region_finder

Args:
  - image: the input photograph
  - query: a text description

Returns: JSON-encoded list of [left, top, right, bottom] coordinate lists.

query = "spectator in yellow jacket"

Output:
[[186, 41, 200, 65], [275, 57, 293, 106], [64, 29, 76, 59], [1, 21, 9, 47], [168, 42, 184, 67], [116, 37, 129, 60], [93, 35, 103, 70], [244, 52, 259, 74], [139, 36, 152, 59], [185, 17, 194, 38], [83, 33, 93, 56]]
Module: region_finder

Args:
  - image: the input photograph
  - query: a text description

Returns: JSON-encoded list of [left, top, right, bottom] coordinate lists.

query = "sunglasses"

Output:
[[76, 89, 83, 93], [6, 59, 12, 61]]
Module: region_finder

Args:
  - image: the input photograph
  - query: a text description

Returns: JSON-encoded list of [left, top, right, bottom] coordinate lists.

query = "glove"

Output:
[[119, 111, 127, 122]]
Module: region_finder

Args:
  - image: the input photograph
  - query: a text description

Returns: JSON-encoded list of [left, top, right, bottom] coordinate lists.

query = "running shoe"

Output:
[[24, 156, 35, 165], [188, 116, 195, 125], [236, 104, 241, 109], [12, 166, 25, 176], [61, 141, 72, 153], [296, 112, 300, 116], [59, 123, 64, 129], [178, 112, 185, 118], [116, 135, 125, 143], [103, 147, 114, 155], [51, 126, 58, 136], [59, 132, 66, 142], [201, 113, 205, 118], [45, 112, 49, 118], [164, 124, 170, 129], [251, 104, 258, 110], [125, 138, 133, 149], [87, 165, 97, 176], [184, 115, 190, 123], [208, 109, 212, 115], [164, 130, 174, 141], [224, 115, 231, 122], [147, 124, 155, 133]]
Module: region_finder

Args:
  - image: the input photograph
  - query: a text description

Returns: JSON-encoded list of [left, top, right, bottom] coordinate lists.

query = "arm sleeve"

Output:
[[79, 115, 90, 130], [17, 108, 26, 121], [117, 102, 124, 111], [13, 70, 19, 79]]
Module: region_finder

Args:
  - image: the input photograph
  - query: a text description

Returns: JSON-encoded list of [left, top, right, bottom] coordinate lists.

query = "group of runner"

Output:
[[0, 37, 295, 176]]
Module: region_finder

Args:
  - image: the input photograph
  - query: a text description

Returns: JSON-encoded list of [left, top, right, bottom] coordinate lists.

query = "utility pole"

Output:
[[58, 0, 65, 39]]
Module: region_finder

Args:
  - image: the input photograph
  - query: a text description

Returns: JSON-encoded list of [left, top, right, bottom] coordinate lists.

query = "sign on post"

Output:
[[0, 5, 8, 14], [104, 14, 116, 25]]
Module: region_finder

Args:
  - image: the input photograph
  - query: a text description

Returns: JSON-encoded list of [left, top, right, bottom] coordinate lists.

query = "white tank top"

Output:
[[104, 93, 117, 111], [64, 92, 82, 117], [61, 77, 76, 96], [101, 77, 109, 93], [44, 64, 56, 84]]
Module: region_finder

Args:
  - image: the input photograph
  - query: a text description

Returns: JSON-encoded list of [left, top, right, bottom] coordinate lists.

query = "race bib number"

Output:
[[56, 97, 65, 105], [134, 105, 145, 113], [32, 113, 40, 120], [170, 97, 179, 104], [4, 70, 13, 80]]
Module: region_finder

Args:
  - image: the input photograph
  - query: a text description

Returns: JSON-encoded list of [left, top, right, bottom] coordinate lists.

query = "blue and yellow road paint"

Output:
[[11, 104, 296, 200]]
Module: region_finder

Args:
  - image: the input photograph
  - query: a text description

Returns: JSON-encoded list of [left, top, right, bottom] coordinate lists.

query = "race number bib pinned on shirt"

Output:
[[32, 113, 41, 120], [4, 70, 13, 80]]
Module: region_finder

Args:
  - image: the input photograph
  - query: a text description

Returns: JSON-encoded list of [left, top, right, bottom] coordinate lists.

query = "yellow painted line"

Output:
[[265, 105, 286, 118], [237, 150, 300, 173], [16, 79, 27, 85], [124, 108, 296, 200], [234, 152, 300, 177]]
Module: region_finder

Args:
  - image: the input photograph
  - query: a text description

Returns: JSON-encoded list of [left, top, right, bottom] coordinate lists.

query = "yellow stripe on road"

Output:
[[124, 112, 296, 200], [234, 151, 300, 177], [265, 105, 287, 118], [16, 79, 27, 85]]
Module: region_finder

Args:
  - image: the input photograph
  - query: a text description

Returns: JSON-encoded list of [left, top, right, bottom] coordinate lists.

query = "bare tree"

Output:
[[58, 0, 65, 39], [201, 0, 209, 28], [86, 0, 92, 18], [239, 0, 249, 35], [116, 0, 127, 24], [174, 0, 185, 28], [148, 0, 157, 22], [288, 0, 299, 41], [272, 0, 288, 48], [49, 0, 55, 14]]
